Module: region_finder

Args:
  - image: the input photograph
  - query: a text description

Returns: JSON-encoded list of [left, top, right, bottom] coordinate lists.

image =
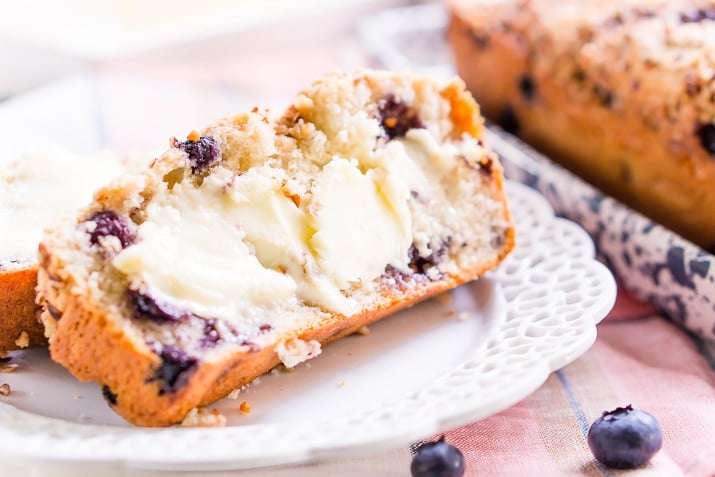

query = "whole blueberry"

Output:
[[518, 74, 536, 101], [152, 346, 198, 395], [411, 436, 465, 477], [88, 210, 134, 248], [129, 290, 192, 323], [177, 135, 221, 173], [697, 123, 715, 157], [377, 94, 425, 140], [587, 405, 662, 469]]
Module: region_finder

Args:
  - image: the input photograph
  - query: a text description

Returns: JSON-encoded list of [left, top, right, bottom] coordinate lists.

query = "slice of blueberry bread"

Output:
[[37, 69, 515, 427], [0, 147, 140, 353]]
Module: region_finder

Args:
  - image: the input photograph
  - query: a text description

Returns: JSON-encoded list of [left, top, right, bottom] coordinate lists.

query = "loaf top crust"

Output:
[[451, 0, 715, 158]]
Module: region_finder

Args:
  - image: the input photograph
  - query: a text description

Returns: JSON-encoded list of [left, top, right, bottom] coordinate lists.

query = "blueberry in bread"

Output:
[[0, 148, 133, 353], [37, 69, 515, 427], [448, 0, 715, 249]]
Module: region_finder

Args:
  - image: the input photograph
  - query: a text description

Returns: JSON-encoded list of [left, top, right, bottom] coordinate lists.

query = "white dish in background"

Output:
[[0, 0, 400, 60], [0, 74, 254, 162], [0, 0, 400, 99], [0, 182, 616, 471]]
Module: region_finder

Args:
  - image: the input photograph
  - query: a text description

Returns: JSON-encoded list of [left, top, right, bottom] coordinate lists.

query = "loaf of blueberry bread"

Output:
[[448, 0, 715, 249], [37, 69, 515, 427], [0, 148, 136, 353]]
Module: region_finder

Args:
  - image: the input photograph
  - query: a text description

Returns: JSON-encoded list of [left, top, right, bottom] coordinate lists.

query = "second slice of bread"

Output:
[[37, 69, 515, 427], [1, 148, 140, 353]]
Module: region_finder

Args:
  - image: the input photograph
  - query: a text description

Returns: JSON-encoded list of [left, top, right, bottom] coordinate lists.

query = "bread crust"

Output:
[[0, 265, 45, 353], [38, 241, 512, 426], [448, 0, 715, 249]]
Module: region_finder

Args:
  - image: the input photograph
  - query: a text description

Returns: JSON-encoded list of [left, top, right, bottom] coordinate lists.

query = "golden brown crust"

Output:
[[0, 265, 45, 353], [38, 242, 511, 426], [448, 0, 715, 249]]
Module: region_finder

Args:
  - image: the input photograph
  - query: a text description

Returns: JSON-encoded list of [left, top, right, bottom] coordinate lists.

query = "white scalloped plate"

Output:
[[0, 182, 616, 471]]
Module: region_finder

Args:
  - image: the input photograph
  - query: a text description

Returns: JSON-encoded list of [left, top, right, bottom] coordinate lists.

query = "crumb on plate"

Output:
[[0, 363, 18, 373], [436, 293, 453, 305], [14, 331, 29, 348], [180, 407, 227, 427]]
